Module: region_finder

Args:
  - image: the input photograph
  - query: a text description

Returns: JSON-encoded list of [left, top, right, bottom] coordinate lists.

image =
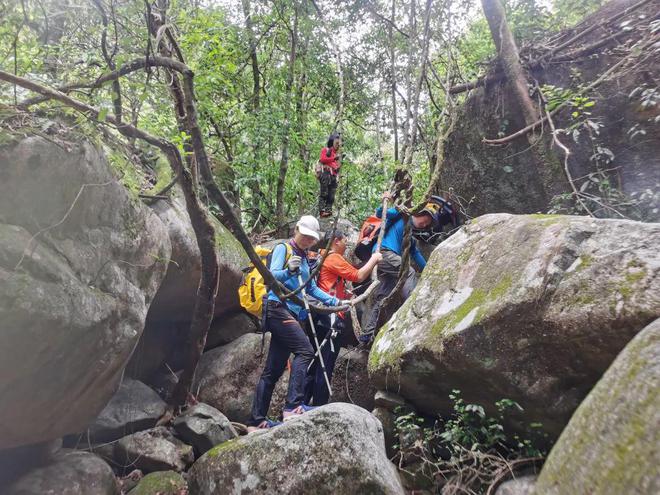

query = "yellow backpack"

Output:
[[238, 243, 293, 317]]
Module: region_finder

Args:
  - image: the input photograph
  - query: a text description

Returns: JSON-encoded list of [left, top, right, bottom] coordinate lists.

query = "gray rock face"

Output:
[[369, 214, 660, 437], [495, 475, 537, 495], [372, 407, 397, 458], [111, 427, 194, 473], [5, 450, 119, 495], [330, 348, 375, 411], [205, 311, 258, 350], [194, 333, 289, 423], [535, 318, 660, 494], [87, 379, 166, 443], [127, 190, 248, 381], [173, 403, 238, 456], [188, 403, 404, 495], [374, 391, 407, 411], [0, 136, 171, 449]]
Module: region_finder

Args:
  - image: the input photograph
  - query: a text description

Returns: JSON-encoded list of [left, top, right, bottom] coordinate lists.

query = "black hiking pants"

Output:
[[364, 249, 418, 336], [319, 171, 338, 213], [304, 314, 342, 406], [249, 301, 315, 426]]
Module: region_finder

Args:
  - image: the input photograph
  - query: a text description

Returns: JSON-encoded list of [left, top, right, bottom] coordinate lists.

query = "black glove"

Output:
[[326, 148, 332, 158]]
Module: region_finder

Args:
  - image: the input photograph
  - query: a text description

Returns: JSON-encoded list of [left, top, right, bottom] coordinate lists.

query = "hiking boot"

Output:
[[358, 332, 373, 345], [282, 404, 318, 421], [247, 419, 281, 434]]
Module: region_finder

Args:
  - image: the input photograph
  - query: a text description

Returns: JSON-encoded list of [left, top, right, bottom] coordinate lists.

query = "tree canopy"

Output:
[[0, 0, 607, 230]]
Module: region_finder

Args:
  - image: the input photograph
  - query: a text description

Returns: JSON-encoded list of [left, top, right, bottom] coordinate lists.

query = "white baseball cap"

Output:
[[296, 215, 321, 240]]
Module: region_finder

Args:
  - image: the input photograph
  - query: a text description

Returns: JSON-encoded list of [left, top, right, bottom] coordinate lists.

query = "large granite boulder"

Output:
[[187, 403, 404, 494], [369, 214, 659, 436], [127, 190, 247, 381], [86, 379, 166, 443], [193, 333, 289, 423], [534, 318, 660, 494], [5, 450, 119, 495], [172, 403, 238, 456], [0, 135, 171, 449], [146, 191, 246, 322]]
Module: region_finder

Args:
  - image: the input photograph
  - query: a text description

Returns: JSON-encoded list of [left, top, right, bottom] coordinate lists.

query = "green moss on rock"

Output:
[[535, 319, 659, 494], [430, 275, 513, 338], [128, 471, 186, 495], [205, 437, 241, 458]]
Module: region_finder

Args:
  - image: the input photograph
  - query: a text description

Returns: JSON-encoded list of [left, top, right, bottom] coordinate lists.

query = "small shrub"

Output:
[[393, 390, 547, 494]]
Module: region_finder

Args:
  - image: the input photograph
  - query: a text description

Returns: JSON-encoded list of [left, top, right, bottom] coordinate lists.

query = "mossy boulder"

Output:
[[128, 471, 186, 495], [369, 213, 659, 437], [0, 135, 171, 449], [187, 403, 404, 494], [534, 318, 660, 494]]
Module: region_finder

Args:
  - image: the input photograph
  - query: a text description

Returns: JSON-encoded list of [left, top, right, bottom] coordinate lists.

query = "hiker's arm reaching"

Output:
[[411, 241, 427, 270], [270, 244, 296, 282], [307, 276, 339, 307], [356, 252, 382, 282], [375, 206, 399, 219]]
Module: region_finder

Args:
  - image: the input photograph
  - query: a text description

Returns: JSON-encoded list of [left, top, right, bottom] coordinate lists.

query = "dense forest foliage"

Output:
[[0, 0, 607, 231]]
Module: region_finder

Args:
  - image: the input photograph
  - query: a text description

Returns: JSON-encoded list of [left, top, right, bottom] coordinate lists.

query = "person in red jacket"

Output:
[[318, 133, 342, 217]]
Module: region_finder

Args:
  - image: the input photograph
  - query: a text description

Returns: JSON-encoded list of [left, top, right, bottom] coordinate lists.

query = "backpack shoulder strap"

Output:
[[267, 242, 292, 270], [284, 243, 293, 264]]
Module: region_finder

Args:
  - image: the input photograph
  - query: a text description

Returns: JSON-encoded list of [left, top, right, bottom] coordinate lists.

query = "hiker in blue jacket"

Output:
[[362, 191, 441, 342], [247, 215, 351, 432]]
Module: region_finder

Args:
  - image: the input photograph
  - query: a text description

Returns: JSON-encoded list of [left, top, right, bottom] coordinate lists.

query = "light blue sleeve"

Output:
[[308, 276, 339, 306], [269, 244, 296, 282], [411, 241, 427, 270]]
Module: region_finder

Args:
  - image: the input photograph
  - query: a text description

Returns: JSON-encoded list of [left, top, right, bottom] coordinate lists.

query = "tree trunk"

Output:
[[295, 31, 310, 171], [400, 0, 417, 161], [481, 0, 549, 204], [241, 0, 260, 112], [275, 3, 299, 232], [403, 0, 433, 166], [480, 0, 538, 126], [389, 0, 399, 163]]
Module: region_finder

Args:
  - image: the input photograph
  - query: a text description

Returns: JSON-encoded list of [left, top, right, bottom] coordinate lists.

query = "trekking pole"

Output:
[[297, 273, 333, 396], [308, 325, 338, 366]]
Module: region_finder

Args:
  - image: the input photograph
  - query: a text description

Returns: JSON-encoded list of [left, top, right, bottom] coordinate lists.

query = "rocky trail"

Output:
[[0, 128, 657, 494]]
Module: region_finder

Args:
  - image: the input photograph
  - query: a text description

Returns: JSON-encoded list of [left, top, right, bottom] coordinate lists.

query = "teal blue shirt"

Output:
[[372, 207, 427, 269]]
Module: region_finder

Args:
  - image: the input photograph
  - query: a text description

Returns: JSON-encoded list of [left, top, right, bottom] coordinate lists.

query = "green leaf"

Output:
[[97, 108, 109, 122]]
